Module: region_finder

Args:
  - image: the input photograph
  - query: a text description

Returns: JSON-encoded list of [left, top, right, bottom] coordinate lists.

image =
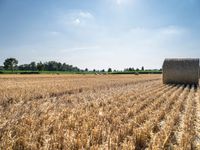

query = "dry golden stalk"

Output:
[[0, 75, 199, 150]]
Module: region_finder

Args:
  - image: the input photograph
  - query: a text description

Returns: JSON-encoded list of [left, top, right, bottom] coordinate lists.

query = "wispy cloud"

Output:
[[79, 11, 94, 19], [158, 26, 186, 36], [60, 46, 100, 53], [72, 18, 81, 26], [1, 0, 199, 69], [48, 31, 60, 36], [60, 10, 94, 27], [129, 25, 187, 43]]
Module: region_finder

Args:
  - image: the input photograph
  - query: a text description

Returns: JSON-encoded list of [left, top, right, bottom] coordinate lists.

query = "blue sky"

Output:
[[0, 0, 200, 70]]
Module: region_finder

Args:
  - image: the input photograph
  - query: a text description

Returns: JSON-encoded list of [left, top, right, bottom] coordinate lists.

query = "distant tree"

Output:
[[57, 62, 62, 71], [37, 62, 44, 71], [85, 68, 88, 72], [62, 63, 68, 71], [101, 69, 105, 72], [124, 68, 128, 72], [93, 69, 96, 72], [61, 62, 80, 72], [141, 66, 144, 71], [30, 62, 37, 71], [46, 61, 58, 71], [108, 68, 112, 72], [128, 68, 135, 71], [126, 67, 134, 71], [6, 60, 81, 72], [4, 58, 18, 72], [18, 64, 29, 70], [0, 66, 4, 70], [136, 68, 140, 71]]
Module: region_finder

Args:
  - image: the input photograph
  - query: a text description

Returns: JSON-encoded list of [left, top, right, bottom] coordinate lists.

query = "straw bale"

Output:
[[163, 58, 199, 85]]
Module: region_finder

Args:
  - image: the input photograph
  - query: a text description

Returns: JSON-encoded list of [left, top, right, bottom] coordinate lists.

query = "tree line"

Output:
[[1, 58, 115, 72], [2, 58, 80, 72], [1, 58, 161, 73]]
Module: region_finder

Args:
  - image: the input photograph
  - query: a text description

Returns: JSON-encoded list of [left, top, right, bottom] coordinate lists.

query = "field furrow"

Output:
[[149, 85, 190, 149], [132, 85, 184, 150], [193, 88, 200, 149], [0, 75, 199, 150], [0, 76, 160, 109]]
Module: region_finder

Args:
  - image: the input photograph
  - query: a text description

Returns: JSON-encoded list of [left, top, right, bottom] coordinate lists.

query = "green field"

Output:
[[0, 70, 162, 74]]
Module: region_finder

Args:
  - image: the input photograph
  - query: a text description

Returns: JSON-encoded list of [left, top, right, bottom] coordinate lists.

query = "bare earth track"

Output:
[[0, 74, 199, 150]]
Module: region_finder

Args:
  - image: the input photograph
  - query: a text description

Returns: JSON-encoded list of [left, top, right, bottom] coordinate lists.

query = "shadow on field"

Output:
[[165, 83, 199, 91]]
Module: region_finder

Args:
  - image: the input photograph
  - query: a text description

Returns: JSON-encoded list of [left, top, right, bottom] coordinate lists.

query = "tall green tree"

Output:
[[141, 66, 144, 71], [3, 58, 18, 72], [108, 68, 112, 72], [30, 62, 37, 71], [37, 62, 44, 71]]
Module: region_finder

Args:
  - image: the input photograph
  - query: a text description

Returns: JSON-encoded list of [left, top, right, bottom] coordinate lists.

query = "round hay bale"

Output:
[[162, 58, 199, 85]]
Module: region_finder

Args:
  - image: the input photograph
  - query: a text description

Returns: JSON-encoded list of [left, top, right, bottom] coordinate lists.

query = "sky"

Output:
[[0, 0, 200, 70]]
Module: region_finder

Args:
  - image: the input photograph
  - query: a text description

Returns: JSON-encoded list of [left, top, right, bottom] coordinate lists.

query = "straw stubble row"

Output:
[[0, 75, 199, 150]]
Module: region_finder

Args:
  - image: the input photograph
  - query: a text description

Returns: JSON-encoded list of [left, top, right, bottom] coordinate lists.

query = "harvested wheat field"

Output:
[[0, 74, 200, 150]]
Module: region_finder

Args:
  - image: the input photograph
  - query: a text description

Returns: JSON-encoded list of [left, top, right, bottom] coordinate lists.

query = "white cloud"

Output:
[[79, 25, 190, 69], [73, 18, 81, 26], [60, 10, 94, 27], [130, 26, 186, 35], [52, 11, 194, 69], [158, 26, 186, 36], [129, 25, 187, 43], [60, 46, 100, 53], [49, 31, 60, 36], [116, 0, 123, 5], [79, 11, 94, 19]]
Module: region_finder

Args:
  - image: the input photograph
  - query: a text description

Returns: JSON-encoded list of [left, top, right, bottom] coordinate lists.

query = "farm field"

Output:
[[0, 74, 200, 150]]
